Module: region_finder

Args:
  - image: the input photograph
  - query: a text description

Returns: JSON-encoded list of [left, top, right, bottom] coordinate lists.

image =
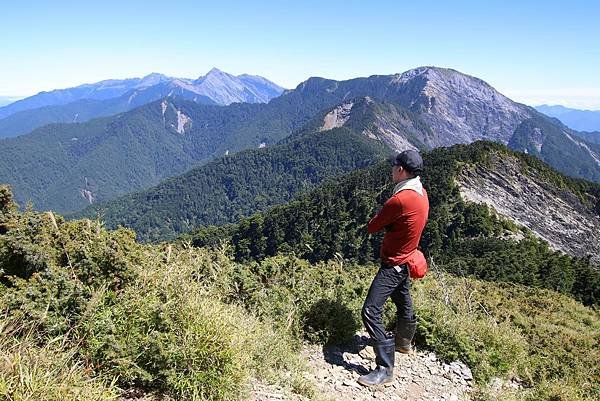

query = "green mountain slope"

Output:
[[0, 99, 116, 138], [73, 97, 439, 242], [0, 93, 349, 213], [508, 115, 600, 182], [574, 130, 600, 144], [1, 100, 223, 213], [73, 127, 391, 242]]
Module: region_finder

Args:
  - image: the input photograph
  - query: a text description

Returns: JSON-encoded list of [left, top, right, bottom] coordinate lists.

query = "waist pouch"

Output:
[[404, 249, 428, 279]]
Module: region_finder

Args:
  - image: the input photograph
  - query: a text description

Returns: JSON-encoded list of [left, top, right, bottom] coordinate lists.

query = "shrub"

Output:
[[302, 298, 361, 345], [0, 207, 141, 338], [226, 255, 372, 345], [412, 274, 529, 382], [412, 271, 599, 400], [80, 245, 303, 400]]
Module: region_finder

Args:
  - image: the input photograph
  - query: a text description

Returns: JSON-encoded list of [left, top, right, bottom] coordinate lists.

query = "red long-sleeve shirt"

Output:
[[367, 187, 429, 266]]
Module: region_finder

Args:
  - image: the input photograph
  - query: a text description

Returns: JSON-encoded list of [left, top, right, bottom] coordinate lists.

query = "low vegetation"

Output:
[[1, 183, 598, 400], [0, 185, 309, 400]]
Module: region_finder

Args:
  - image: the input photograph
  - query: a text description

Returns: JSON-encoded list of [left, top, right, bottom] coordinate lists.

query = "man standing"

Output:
[[357, 149, 429, 387]]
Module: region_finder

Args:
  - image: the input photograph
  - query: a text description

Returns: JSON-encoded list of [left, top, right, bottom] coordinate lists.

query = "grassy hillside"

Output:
[[0, 185, 309, 400], [0, 184, 597, 400]]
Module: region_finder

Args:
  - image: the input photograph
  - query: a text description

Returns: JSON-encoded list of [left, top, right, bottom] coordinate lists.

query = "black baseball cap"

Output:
[[393, 150, 424, 174]]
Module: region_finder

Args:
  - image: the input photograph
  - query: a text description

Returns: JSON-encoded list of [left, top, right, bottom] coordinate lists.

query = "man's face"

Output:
[[392, 164, 404, 183]]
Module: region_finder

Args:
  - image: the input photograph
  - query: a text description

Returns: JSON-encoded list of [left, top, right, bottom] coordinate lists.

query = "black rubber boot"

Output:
[[357, 338, 395, 387], [395, 316, 417, 353]]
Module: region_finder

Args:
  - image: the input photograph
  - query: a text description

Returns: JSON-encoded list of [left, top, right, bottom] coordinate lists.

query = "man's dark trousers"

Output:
[[361, 262, 414, 343]]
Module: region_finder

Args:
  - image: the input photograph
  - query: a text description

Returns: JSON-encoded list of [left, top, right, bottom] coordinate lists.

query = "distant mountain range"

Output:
[[534, 104, 600, 145], [2, 66, 600, 216], [536, 104, 600, 133], [0, 68, 284, 138], [75, 92, 600, 243]]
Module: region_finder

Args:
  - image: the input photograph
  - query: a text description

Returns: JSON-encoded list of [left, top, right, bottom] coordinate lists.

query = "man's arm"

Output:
[[367, 196, 402, 233]]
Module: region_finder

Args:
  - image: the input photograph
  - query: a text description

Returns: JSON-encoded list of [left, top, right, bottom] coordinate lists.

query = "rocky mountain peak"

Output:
[[393, 67, 533, 146], [288, 67, 535, 148], [197, 67, 234, 83], [0, 69, 283, 123], [206, 67, 224, 75]]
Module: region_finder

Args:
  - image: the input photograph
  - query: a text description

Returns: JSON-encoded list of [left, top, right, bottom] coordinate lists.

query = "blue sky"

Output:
[[1, 0, 599, 109]]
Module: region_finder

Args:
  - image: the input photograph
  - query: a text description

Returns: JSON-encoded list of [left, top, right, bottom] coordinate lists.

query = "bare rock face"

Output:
[[175, 110, 192, 134], [321, 101, 354, 131], [308, 67, 535, 150], [161, 100, 192, 134], [457, 152, 600, 264], [79, 188, 94, 204]]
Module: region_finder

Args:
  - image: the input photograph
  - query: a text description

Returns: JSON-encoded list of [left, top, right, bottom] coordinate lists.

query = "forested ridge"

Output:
[[187, 141, 600, 306]]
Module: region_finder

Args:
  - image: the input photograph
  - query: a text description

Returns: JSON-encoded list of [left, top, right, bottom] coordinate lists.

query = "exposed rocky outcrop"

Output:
[[457, 152, 600, 264], [175, 110, 192, 134], [321, 101, 354, 131], [564, 132, 600, 167], [161, 100, 193, 134], [296, 66, 535, 149], [79, 188, 94, 204]]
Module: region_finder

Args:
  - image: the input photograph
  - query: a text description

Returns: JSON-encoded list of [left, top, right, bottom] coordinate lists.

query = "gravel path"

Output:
[[251, 333, 473, 401]]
